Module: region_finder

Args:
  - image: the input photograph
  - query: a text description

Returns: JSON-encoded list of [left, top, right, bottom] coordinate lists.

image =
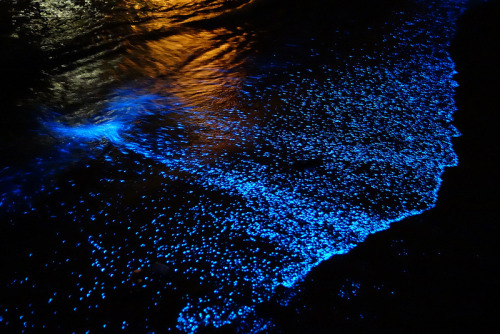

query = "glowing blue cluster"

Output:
[[1, 0, 467, 333]]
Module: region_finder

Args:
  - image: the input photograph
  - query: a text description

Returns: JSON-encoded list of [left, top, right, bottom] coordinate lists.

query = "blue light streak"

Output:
[[48, 121, 126, 143]]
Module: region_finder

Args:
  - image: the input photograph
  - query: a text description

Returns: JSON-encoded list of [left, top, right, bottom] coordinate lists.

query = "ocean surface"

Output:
[[1, 0, 494, 333]]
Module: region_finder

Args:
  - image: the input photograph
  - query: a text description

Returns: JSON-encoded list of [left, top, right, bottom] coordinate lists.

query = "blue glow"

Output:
[[45, 91, 172, 143], [1, 0, 468, 333], [48, 121, 126, 143]]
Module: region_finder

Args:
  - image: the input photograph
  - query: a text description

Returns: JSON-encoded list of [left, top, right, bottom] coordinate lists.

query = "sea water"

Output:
[[0, 0, 468, 332]]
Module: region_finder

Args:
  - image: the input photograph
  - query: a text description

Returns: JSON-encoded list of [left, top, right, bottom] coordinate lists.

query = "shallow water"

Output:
[[1, 0, 466, 332]]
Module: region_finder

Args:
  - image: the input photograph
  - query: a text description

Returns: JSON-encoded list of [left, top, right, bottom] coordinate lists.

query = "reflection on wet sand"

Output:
[[15, 0, 260, 159]]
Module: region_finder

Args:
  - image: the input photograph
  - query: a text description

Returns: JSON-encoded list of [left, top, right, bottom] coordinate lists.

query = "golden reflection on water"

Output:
[[27, 0, 260, 157], [119, 0, 252, 25], [116, 9, 258, 156]]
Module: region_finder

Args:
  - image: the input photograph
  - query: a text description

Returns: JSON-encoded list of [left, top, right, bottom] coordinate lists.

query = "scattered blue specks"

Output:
[[1, 0, 467, 333]]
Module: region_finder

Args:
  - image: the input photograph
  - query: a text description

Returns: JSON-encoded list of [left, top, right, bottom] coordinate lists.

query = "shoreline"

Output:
[[266, 1, 500, 333]]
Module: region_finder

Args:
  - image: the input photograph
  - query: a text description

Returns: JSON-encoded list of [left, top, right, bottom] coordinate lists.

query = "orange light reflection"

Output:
[[115, 17, 259, 158]]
